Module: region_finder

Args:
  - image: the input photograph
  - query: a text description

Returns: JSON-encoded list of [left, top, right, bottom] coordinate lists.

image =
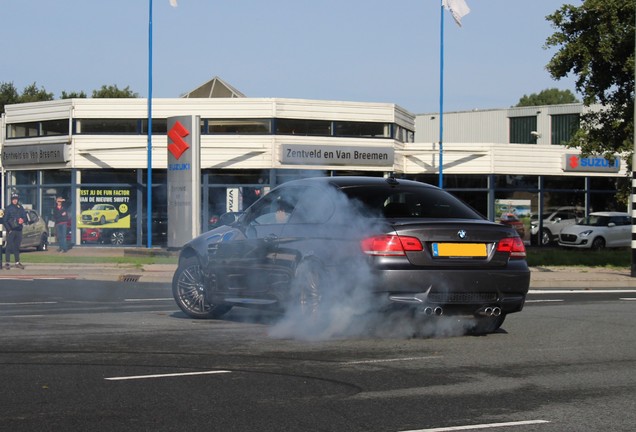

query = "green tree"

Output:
[[545, 0, 634, 178], [92, 84, 139, 98], [60, 90, 87, 99], [0, 82, 20, 113], [1, 81, 53, 113], [19, 82, 54, 103], [516, 88, 579, 107]]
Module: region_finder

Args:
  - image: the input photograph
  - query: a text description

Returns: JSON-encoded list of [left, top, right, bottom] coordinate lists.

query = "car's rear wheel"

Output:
[[36, 233, 48, 251], [290, 261, 324, 319], [471, 314, 506, 335], [591, 237, 605, 250], [172, 255, 231, 319]]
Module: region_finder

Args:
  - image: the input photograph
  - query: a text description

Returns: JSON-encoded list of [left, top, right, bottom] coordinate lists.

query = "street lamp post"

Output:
[[147, 0, 154, 248]]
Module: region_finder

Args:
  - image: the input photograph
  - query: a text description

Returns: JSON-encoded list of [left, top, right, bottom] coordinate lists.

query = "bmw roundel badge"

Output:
[[457, 229, 467, 239]]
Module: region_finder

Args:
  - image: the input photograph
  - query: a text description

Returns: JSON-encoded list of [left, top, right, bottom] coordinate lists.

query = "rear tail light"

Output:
[[361, 235, 423, 256], [496, 237, 527, 258]]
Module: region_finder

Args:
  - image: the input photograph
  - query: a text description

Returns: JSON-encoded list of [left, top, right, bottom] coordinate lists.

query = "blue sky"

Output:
[[0, 0, 579, 114]]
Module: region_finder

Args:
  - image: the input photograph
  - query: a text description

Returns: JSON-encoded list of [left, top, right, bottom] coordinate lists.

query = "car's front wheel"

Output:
[[172, 256, 231, 319], [36, 233, 48, 251], [591, 237, 606, 250]]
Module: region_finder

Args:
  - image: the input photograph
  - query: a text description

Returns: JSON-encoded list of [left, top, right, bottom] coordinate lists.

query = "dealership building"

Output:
[[0, 77, 626, 247]]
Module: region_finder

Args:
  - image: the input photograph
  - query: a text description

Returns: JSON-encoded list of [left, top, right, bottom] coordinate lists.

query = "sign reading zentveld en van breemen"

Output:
[[167, 116, 201, 249]]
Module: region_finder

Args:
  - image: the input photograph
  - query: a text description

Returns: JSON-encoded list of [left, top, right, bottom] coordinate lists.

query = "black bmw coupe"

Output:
[[172, 176, 530, 334]]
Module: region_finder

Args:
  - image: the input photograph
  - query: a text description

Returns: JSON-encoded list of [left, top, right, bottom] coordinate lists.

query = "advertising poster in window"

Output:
[[495, 199, 531, 243], [77, 188, 132, 229]]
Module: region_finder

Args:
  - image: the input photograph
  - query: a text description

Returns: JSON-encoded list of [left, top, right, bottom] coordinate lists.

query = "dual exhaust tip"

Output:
[[418, 306, 502, 317], [478, 306, 502, 317], [421, 306, 444, 316]]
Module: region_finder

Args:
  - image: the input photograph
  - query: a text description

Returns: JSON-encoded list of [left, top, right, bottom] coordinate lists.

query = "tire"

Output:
[[109, 231, 125, 245], [172, 255, 231, 319], [591, 237, 605, 250], [36, 233, 49, 251], [471, 314, 506, 335], [289, 261, 324, 319], [99, 216, 106, 225], [540, 229, 552, 246]]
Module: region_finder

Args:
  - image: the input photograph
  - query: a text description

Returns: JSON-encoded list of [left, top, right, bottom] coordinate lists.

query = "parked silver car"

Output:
[[558, 211, 631, 250], [531, 206, 584, 246], [0, 209, 49, 252]]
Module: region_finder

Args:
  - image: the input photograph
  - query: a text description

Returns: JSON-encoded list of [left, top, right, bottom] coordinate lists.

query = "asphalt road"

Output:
[[1, 280, 635, 432]]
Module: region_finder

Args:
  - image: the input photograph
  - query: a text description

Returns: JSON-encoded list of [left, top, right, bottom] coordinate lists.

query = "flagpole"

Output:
[[147, 0, 154, 248], [438, 0, 445, 189]]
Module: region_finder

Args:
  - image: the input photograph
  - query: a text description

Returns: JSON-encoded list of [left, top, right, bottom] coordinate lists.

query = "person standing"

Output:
[[4, 193, 28, 270], [52, 196, 70, 253], [0, 209, 7, 270]]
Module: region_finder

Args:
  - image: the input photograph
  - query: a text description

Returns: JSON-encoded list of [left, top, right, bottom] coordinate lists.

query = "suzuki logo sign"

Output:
[[167, 121, 190, 159]]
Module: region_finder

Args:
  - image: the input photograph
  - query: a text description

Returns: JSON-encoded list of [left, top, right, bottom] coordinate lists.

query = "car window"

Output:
[[247, 188, 301, 225], [341, 185, 483, 220], [288, 186, 336, 224]]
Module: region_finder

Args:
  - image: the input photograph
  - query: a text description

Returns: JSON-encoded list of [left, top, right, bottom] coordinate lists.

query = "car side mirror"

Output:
[[608, 222, 616, 227], [219, 212, 241, 226]]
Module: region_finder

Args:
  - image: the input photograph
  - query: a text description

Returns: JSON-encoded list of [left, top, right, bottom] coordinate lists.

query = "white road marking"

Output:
[[399, 419, 550, 431], [0, 301, 57, 305], [342, 356, 441, 365], [619, 297, 636, 301], [529, 289, 636, 294], [124, 298, 173, 302], [525, 299, 564, 303], [105, 370, 231, 381]]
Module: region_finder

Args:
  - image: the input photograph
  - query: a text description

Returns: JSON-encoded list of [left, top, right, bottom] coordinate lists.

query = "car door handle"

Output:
[[265, 233, 278, 243]]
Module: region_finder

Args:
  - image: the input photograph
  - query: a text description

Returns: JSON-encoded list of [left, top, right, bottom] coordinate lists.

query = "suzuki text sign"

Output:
[[563, 154, 620, 173], [167, 116, 201, 248]]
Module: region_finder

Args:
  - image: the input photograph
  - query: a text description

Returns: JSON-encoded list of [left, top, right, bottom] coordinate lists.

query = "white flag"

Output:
[[443, 0, 470, 27], [169, 0, 178, 7]]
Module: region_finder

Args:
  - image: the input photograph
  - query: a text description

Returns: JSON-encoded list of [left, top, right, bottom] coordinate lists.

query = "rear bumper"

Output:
[[368, 265, 530, 314]]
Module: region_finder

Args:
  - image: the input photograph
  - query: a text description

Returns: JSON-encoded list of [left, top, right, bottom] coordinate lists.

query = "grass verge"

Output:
[[15, 246, 633, 268], [526, 247, 631, 268]]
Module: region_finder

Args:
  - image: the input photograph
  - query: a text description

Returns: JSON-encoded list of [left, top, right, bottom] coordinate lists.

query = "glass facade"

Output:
[[2, 167, 627, 249]]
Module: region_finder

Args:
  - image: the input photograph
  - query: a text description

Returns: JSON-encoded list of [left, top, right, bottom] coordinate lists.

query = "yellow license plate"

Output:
[[432, 243, 487, 257]]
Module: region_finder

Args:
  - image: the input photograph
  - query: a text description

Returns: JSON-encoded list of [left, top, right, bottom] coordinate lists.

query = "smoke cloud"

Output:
[[264, 179, 474, 341]]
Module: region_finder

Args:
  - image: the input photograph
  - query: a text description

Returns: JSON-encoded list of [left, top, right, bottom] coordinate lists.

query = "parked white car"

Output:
[[558, 211, 631, 250], [530, 206, 584, 246]]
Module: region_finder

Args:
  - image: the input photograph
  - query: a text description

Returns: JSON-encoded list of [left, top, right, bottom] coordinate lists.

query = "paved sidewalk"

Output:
[[1, 246, 636, 288], [0, 247, 176, 284]]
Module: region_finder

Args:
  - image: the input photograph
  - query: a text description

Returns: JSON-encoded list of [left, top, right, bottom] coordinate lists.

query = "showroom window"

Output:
[[205, 119, 271, 134], [551, 114, 579, 145], [509, 116, 537, 144], [275, 118, 331, 136], [334, 121, 391, 138], [75, 119, 138, 134], [6, 120, 68, 139]]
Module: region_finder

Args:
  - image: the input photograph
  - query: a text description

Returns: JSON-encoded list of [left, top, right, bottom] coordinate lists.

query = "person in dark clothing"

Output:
[[0, 209, 4, 249], [4, 193, 28, 270], [52, 196, 70, 252]]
